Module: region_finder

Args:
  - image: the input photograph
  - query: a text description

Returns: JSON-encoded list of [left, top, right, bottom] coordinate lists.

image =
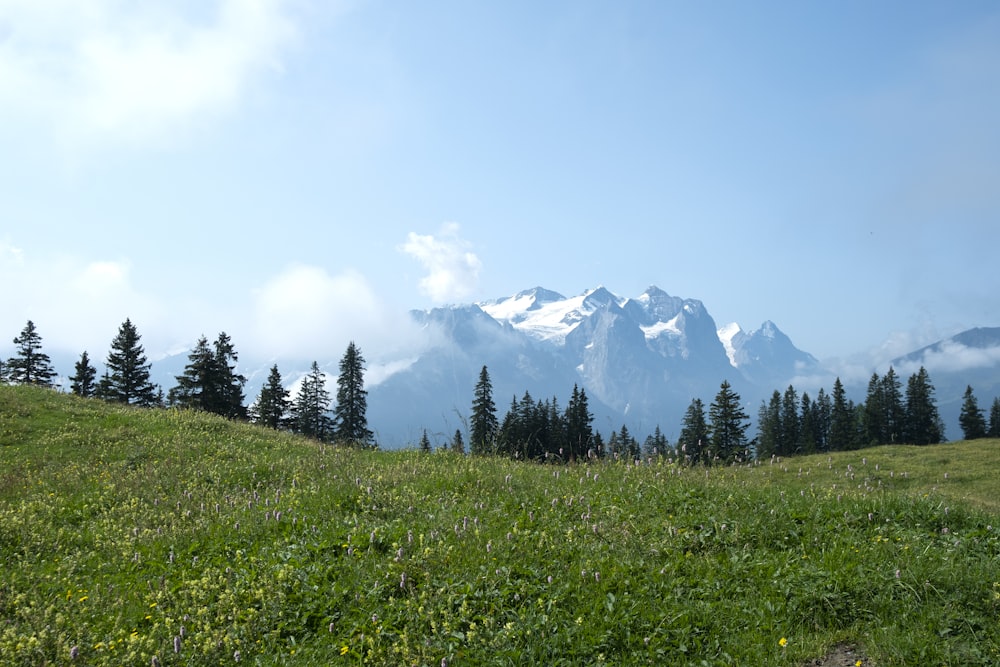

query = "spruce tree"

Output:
[[678, 397, 709, 465], [168, 336, 214, 409], [958, 385, 987, 440], [779, 385, 800, 455], [988, 397, 1000, 439], [291, 362, 334, 441], [450, 429, 465, 455], [756, 391, 782, 459], [564, 384, 593, 460], [333, 342, 373, 447], [799, 392, 817, 454], [211, 332, 247, 419], [470, 365, 498, 455], [6, 320, 56, 387], [862, 372, 885, 447], [903, 366, 943, 445], [250, 365, 290, 429], [883, 367, 905, 444], [69, 351, 97, 397], [708, 380, 750, 464], [419, 429, 432, 453], [99, 318, 158, 406], [813, 388, 831, 452], [829, 378, 857, 451]]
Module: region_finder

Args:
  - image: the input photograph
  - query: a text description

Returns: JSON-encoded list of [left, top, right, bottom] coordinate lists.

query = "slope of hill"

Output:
[[1, 386, 998, 665]]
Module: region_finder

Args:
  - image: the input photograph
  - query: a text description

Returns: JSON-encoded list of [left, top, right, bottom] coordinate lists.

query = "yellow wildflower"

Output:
[[778, 637, 788, 647]]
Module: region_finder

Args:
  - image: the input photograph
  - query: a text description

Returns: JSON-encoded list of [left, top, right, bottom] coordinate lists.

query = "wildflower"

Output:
[[778, 637, 788, 647], [174, 636, 181, 653], [70, 645, 79, 659], [234, 649, 241, 662], [340, 645, 349, 655]]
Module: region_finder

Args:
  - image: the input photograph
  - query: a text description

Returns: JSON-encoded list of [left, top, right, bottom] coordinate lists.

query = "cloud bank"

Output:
[[0, 0, 299, 147], [399, 223, 482, 303]]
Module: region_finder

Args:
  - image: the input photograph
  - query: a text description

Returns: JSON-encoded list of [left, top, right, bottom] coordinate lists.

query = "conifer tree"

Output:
[[564, 384, 593, 460], [903, 366, 943, 445], [169, 336, 214, 409], [250, 365, 289, 429], [799, 392, 818, 454], [861, 372, 885, 447], [883, 367, 905, 444], [69, 351, 97, 397], [756, 391, 782, 460], [813, 388, 831, 452], [643, 425, 668, 458], [780, 385, 800, 455], [708, 380, 750, 464], [958, 385, 987, 440], [988, 397, 1000, 439], [291, 362, 334, 441], [5, 320, 56, 387], [99, 318, 158, 406], [678, 397, 709, 465], [419, 429, 432, 453], [333, 342, 373, 447], [211, 332, 247, 419], [829, 377, 857, 451], [450, 429, 465, 455], [470, 365, 498, 455]]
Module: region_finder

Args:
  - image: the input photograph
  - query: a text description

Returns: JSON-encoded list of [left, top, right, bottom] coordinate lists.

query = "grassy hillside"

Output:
[[1, 385, 998, 666]]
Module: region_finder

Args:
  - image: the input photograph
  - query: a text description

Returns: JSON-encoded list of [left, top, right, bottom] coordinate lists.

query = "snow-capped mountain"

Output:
[[367, 286, 816, 446], [719, 320, 821, 388]]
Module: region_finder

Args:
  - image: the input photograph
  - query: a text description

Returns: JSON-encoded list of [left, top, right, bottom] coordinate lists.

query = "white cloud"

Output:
[[895, 341, 1000, 378], [248, 264, 426, 364], [399, 223, 482, 303], [0, 0, 299, 147]]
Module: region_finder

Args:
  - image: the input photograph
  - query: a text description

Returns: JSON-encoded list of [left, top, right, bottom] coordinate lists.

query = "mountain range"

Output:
[[54, 286, 1000, 448]]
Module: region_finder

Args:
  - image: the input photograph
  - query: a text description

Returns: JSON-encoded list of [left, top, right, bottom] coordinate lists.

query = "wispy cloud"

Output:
[[399, 223, 482, 303], [0, 0, 300, 147], [895, 341, 1000, 377]]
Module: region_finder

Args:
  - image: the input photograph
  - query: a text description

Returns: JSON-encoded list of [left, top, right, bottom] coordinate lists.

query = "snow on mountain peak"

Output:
[[717, 322, 743, 367]]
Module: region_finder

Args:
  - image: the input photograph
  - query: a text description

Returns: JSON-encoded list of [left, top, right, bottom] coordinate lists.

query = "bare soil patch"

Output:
[[802, 643, 867, 666]]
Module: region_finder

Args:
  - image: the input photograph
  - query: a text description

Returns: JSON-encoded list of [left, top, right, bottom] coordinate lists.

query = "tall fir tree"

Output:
[[678, 397, 709, 465], [5, 320, 56, 387], [988, 397, 1000, 439], [168, 336, 215, 409], [813, 388, 832, 452], [419, 429, 432, 453], [883, 367, 905, 444], [862, 372, 886, 446], [291, 362, 334, 441], [799, 392, 818, 454], [958, 385, 987, 440], [756, 391, 782, 459], [470, 365, 498, 455], [333, 342, 373, 447], [250, 365, 290, 429], [903, 366, 943, 445], [450, 428, 465, 455], [829, 377, 857, 451], [779, 385, 800, 456], [211, 332, 247, 419], [99, 318, 158, 406], [564, 384, 594, 460], [69, 351, 97, 397], [708, 380, 750, 464]]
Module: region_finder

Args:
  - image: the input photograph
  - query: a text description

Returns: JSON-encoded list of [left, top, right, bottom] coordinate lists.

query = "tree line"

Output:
[[1, 320, 374, 448], [7, 320, 1000, 461]]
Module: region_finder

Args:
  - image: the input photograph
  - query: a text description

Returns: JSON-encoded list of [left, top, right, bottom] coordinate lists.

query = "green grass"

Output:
[[1, 385, 998, 666]]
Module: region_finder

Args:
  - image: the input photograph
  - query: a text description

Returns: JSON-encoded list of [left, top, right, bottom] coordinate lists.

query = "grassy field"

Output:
[[1, 385, 998, 666]]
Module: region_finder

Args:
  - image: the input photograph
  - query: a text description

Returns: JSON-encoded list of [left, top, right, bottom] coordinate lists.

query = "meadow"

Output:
[[1, 385, 998, 666]]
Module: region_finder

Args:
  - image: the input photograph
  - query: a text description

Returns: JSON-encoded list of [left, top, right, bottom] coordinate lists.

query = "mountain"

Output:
[[890, 327, 1000, 437], [367, 286, 816, 446]]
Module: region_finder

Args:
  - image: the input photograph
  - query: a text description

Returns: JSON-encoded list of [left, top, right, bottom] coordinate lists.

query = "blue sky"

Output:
[[1, 1, 998, 374]]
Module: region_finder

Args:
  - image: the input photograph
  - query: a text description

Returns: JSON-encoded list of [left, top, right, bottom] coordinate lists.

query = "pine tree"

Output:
[[829, 378, 856, 451], [5, 320, 56, 387], [419, 429, 432, 453], [883, 367, 905, 444], [99, 318, 158, 406], [813, 388, 831, 452], [564, 384, 594, 460], [168, 336, 214, 409], [211, 332, 247, 419], [291, 362, 334, 440], [799, 392, 818, 454], [250, 365, 290, 429], [779, 385, 800, 455], [988, 398, 1000, 439], [642, 425, 668, 458], [958, 385, 987, 440], [470, 365, 498, 455], [69, 351, 97, 397], [333, 342, 373, 447], [450, 429, 465, 455], [903, 366, 943, 445], [678, 397, 709, 465], [755, 391, 782, 460], [861, 372, 885, 447], [708, 380, 750, 464]]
